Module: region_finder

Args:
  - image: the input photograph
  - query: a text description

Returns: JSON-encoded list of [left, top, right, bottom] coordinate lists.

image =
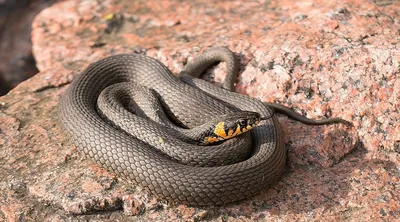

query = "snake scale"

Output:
[[59, 47, 295, 206]]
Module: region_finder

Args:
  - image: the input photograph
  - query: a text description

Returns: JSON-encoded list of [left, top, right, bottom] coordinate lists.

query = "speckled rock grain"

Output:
[[0, 0, 399, 221]]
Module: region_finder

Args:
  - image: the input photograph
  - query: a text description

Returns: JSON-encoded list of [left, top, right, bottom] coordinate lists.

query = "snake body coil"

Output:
[[59, 47, 286, 206]]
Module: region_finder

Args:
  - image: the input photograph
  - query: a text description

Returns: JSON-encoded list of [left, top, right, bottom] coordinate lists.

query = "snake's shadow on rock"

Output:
[[201, 122, 396, 218], [202, 143, 377, 219]]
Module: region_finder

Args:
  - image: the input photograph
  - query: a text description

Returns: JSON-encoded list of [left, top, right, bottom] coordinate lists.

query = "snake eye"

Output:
[[237, 119, 247, 127]]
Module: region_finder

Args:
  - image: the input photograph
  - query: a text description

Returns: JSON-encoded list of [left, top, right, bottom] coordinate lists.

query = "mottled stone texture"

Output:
[[0, 0, 398, 221]]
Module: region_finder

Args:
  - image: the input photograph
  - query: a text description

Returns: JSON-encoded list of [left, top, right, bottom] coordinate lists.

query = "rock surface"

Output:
[[0, 0, 399, 221]]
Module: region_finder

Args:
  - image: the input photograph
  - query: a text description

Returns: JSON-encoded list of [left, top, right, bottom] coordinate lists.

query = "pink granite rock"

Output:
[[0, 0, 398, 221]]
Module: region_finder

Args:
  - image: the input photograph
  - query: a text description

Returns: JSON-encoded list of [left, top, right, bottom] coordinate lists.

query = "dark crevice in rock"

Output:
[[0, 0, 59, 96]]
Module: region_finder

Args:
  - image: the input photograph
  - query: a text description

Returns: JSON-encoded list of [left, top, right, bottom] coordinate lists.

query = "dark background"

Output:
[[0, 0, 59, 95]]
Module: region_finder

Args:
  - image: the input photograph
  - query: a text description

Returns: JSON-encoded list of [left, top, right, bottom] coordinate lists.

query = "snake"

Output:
[[59, 47, 346, 206]]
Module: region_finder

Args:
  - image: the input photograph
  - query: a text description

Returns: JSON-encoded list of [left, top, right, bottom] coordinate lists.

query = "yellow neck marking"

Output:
[[214, 122, 228, 138], [204, 136, 219, 144], [214, 122, 245, 140]]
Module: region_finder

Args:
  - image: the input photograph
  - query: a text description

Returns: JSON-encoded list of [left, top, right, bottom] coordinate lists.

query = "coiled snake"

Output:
[[59, 47, 344, 206]]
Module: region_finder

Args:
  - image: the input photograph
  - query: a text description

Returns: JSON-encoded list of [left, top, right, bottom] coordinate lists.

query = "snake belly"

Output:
[[59, 48, 286, 206]]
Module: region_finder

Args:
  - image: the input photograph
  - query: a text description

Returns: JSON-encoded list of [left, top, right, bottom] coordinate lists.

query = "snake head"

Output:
[[201, 111, 261, 145]]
